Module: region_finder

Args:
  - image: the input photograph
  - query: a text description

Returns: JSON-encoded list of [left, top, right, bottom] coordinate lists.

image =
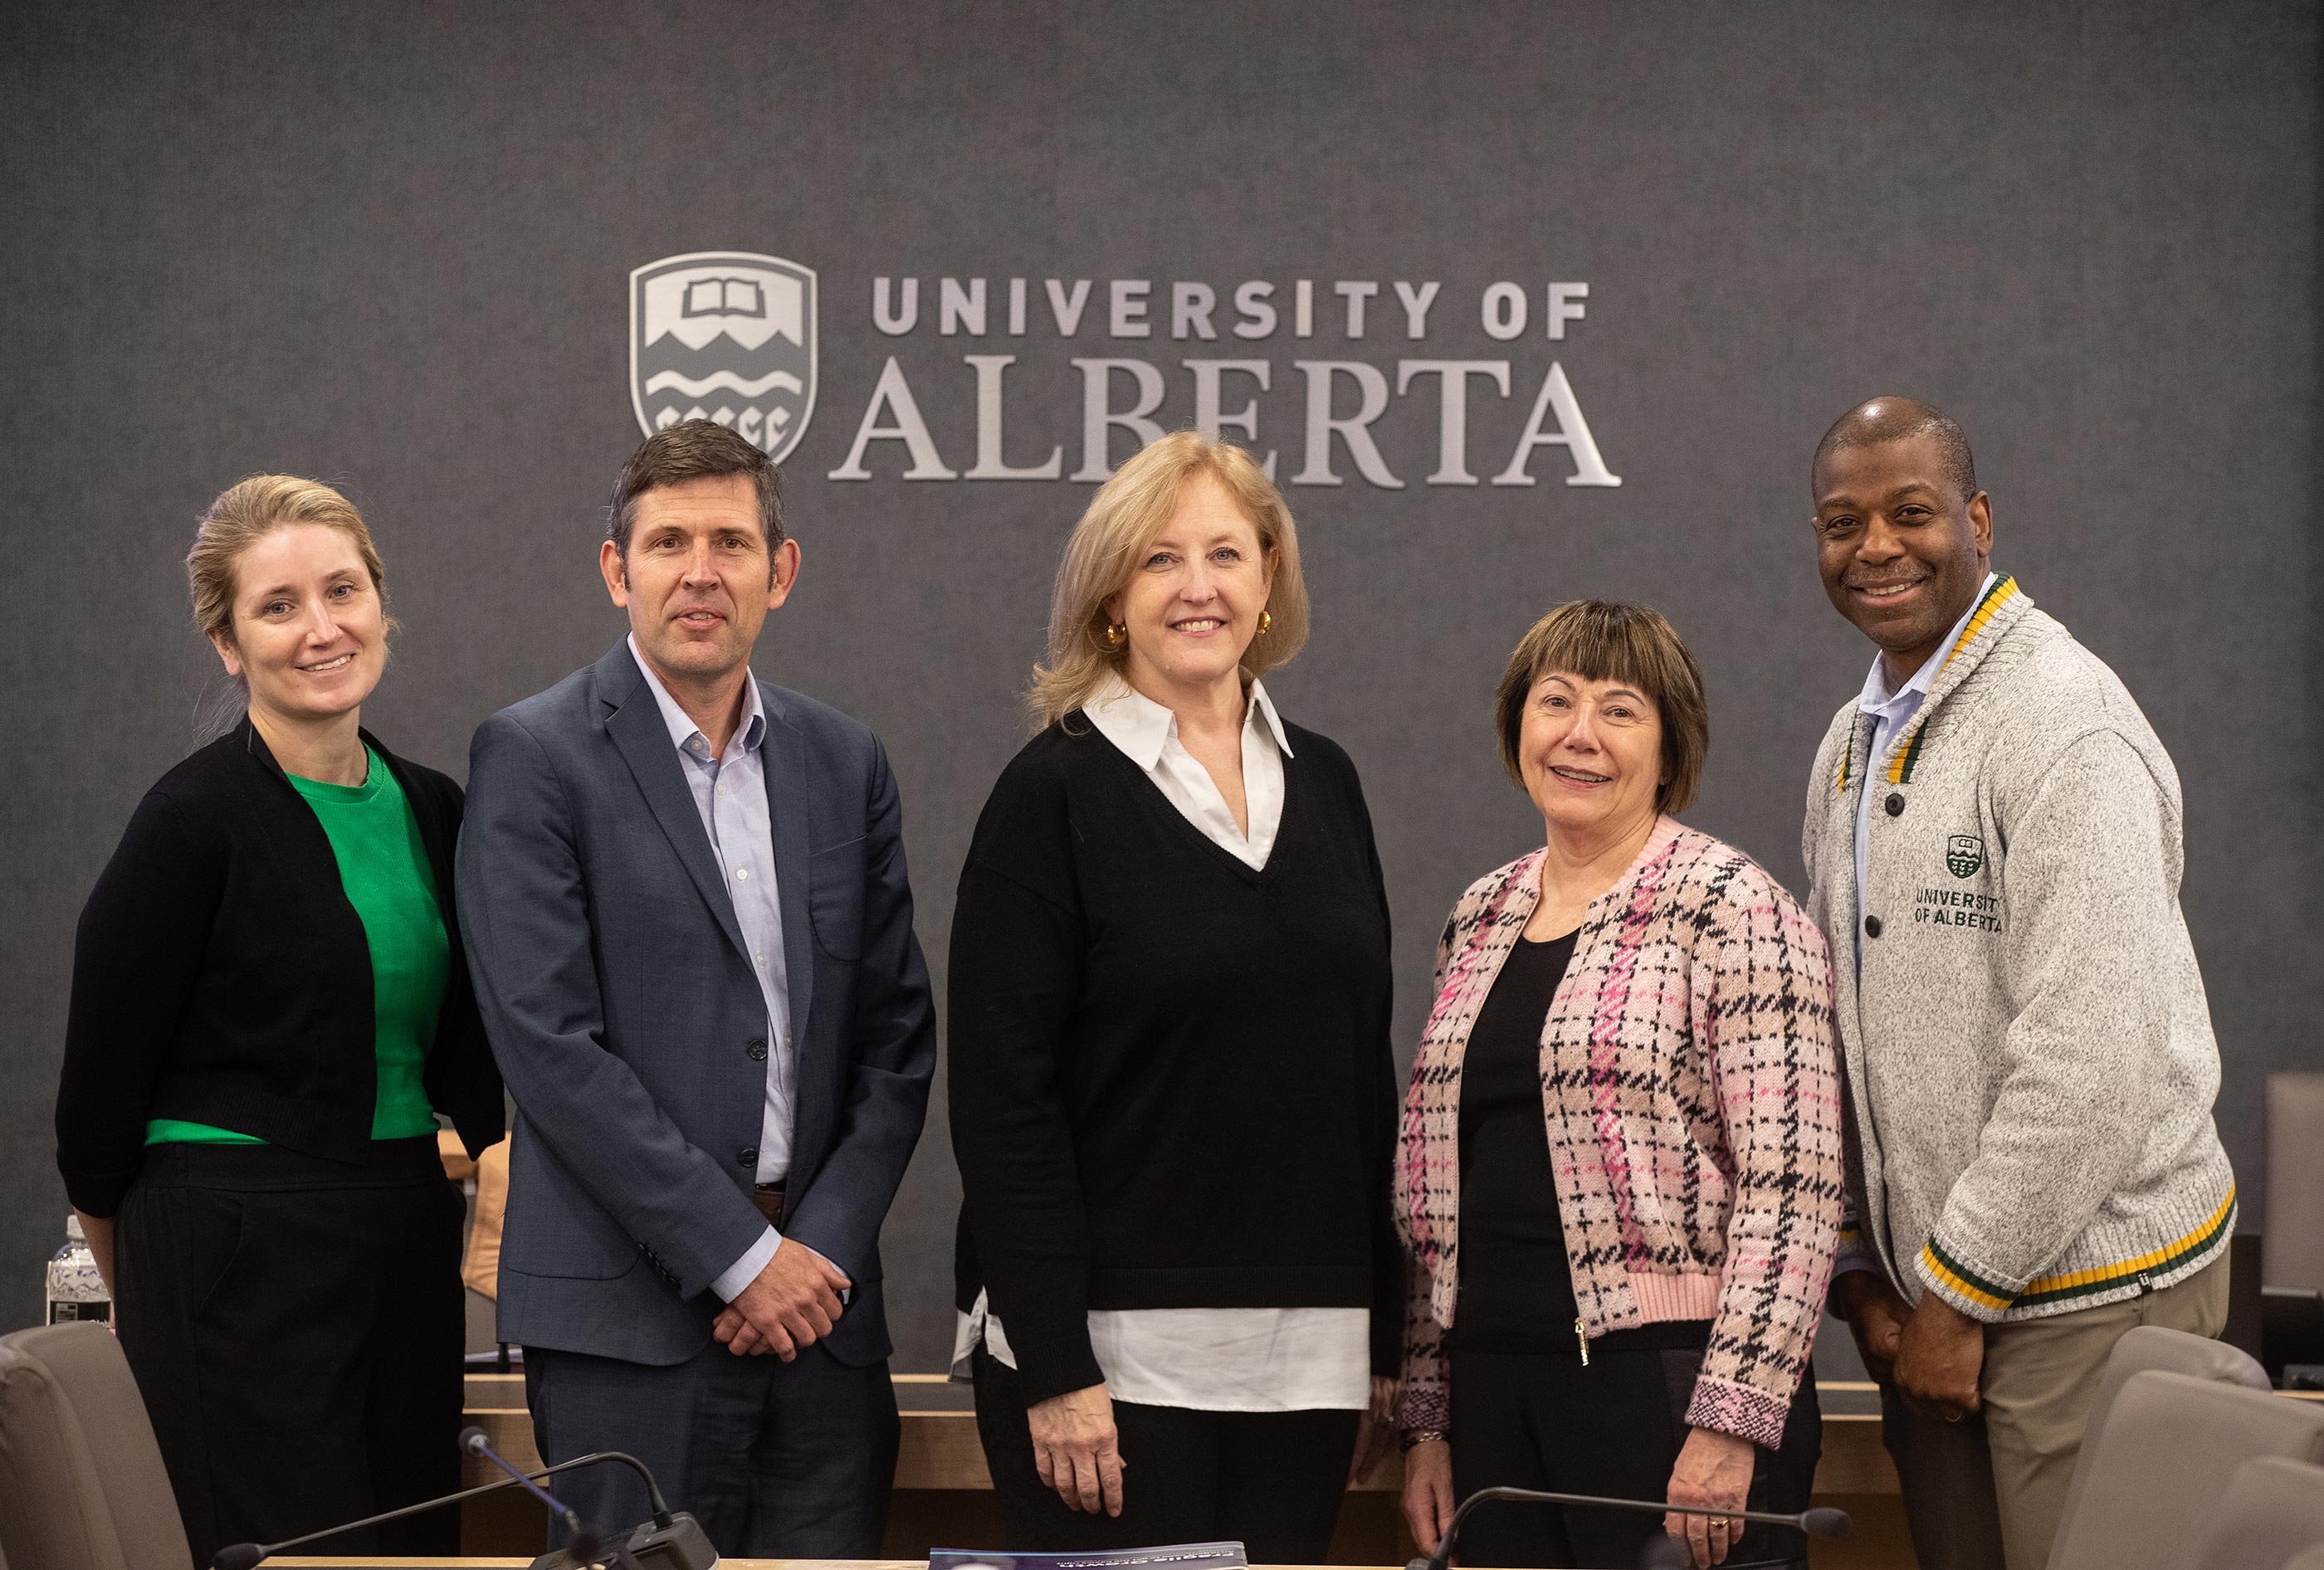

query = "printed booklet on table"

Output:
[[930, 1543, 1248, 1570]]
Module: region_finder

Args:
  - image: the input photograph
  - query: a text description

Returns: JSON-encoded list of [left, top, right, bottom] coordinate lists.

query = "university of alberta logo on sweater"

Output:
[[1946, 836, 1985, 878]]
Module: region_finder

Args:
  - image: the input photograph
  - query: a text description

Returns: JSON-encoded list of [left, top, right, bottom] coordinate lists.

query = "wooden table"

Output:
[[457, 1373, 1905, 1496], [426, 1377, 2317, 1570]]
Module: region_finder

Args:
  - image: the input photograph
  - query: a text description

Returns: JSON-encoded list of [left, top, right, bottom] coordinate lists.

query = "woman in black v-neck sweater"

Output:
[[950, 716, 1401, 1549], [950, 432, 1400, 1561], [951, 719, 1398, 1360]]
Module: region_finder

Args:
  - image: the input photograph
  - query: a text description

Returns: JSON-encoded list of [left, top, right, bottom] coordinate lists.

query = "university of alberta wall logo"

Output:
[[630, 252, 818, 461]]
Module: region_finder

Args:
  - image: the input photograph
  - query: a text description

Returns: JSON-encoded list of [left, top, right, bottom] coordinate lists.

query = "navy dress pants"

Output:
[[525, 1337, 900, 1558]]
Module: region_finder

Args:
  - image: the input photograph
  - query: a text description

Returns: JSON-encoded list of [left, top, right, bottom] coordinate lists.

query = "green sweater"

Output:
[[147, 745, 447, 1146]]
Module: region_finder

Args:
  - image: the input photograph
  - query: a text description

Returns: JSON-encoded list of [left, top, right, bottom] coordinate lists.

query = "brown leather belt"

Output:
[[751, 1182, 785, 1227]]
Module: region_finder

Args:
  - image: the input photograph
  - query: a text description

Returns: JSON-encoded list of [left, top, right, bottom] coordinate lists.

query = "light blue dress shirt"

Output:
[[1852, 572, 1996, 969], [626, 636, 797, 1301]]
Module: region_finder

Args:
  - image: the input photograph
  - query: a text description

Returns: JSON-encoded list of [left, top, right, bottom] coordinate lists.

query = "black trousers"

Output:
[[525, 1337, 901, 1558], [1448, 1341, 1822, 1570], [113, 1138, 465, 1567], [972, 1347, 1360, 1562]]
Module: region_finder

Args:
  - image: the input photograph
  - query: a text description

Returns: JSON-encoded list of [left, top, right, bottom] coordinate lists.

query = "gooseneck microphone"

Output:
[[461, 1426, 677, 1529], [1409, 1485, 1852, 1570], [208, 1433, 683, 1569], [459, 1426, 606, 1565]]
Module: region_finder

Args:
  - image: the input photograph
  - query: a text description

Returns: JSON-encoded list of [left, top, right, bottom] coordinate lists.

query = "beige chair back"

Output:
[[0, 1323, 192, 1570], [2269, 1073, 2324, 1296], [2050, 1372, 2324, 1570], [462, 1134, 510, 1299], [2197, 1456, 2324, 1570], [2048, 1323, 2275, 1566]]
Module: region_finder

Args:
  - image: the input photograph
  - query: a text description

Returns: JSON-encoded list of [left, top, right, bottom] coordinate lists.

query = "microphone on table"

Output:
[[208, 1429, 714, 1570], [458, 1426, 608, 1566], [1409, 1485, 1852, 1570], [462, 1427, 715, 1570]]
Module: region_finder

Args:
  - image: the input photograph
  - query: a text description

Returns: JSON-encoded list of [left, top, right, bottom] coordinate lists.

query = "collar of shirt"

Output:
[[627, 633, 766, 762], [1082, 670, 1294, 765], [1854, 570, 1998, 730]]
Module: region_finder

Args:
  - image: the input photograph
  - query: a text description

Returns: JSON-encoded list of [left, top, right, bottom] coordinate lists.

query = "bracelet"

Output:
[[1399, 1428, 1448, 1452]]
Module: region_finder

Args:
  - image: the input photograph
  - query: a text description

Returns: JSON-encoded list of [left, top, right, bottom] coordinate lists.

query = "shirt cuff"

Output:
[[711, 1226, 780, 1302], [1829, 1256, 1882, 1280]]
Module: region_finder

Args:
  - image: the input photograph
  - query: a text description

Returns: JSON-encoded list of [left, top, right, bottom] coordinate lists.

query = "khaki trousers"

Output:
[[1882, 1254, 2229, 1570]]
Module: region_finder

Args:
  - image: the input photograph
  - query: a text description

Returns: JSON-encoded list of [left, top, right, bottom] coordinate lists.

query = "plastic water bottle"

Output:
[[46, 1214, 110, 1327]]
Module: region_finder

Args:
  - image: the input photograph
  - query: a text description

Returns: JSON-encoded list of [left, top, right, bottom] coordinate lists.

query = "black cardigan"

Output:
[[949, 714, 1401, 1406], [56, 719, 504, 1216]]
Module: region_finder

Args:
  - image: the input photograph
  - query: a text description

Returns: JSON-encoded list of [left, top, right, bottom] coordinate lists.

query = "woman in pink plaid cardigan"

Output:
[[1395, 602, 1844, 1570]]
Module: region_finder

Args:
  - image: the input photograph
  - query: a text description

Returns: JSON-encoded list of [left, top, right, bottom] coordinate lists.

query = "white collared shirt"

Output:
[[1080, 670, 1294, 869], [1852, 573, 1996, 970], [625, 636, 798, 1302], [948, 673, 1371, 1412]]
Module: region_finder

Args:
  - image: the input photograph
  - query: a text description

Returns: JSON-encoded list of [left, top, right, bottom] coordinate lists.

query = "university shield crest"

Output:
[[1947, 835, 1985, 879], [630, 252, 818, 462]]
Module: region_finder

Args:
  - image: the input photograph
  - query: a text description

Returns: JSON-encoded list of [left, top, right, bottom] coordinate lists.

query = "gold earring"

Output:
[[1102, 622, 1127, 649], [1257, 609, 1273, 636]]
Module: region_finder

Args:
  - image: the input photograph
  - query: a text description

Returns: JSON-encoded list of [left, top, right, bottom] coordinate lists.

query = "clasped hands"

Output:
[[1833, 1270, 1985, 1421], [712, 1239, 852, 1360]]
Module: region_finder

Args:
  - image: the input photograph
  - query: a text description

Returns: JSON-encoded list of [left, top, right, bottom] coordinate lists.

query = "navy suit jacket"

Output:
[[457, 641, 935, 1367]]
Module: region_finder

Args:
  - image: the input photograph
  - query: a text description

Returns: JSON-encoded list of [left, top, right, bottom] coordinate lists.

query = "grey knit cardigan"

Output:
[[1802, 575, 2235, 1323]]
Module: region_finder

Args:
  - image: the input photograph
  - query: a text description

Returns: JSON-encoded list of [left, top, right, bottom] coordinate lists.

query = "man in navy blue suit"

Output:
[[457, 420, 935, 1557]]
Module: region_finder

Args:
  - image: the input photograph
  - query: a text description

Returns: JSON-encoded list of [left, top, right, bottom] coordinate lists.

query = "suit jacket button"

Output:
[[1864, 914, 1883, 939], [1885, 792, 1906, 817], [746, 1037, 769, 1061], [737, 1148, 758, 1168]]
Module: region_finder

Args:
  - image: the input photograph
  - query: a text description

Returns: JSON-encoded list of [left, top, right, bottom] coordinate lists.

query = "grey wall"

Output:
[[2, 1, 2316, 1367]]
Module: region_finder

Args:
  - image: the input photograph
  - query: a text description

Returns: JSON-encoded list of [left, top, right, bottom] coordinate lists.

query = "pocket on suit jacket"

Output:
[[808, 836, 867, 961], [500, 1140, 652, 1281]]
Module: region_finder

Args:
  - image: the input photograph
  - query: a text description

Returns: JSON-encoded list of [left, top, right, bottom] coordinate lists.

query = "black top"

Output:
[[1457, 930, 1583, 1352], [948, 714, 1400, 1406], [1452, 928, 1713, 1360], [56, 720, 505, 1217]]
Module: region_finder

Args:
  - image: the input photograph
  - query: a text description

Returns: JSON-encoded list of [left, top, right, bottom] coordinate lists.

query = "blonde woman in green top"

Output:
[[55, 476, 503, 1566]]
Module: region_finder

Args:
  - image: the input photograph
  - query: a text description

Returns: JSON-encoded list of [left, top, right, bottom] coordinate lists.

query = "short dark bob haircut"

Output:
[[1494, 599, 1709, 816]]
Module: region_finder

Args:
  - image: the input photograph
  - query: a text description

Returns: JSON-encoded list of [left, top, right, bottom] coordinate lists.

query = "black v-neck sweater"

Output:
[[949, 713, 1400, 1404]]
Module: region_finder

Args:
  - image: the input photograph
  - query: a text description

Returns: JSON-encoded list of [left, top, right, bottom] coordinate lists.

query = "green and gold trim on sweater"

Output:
[[1834, 573, 2022, 795], [1919, 1184, 2236, 1314]]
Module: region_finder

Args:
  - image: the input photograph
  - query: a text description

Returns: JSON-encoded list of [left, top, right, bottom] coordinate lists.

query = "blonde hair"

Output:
[[1028, 432, 1310, 729], [187, 475, 393, 728], [1494, 599, 1709, 815]]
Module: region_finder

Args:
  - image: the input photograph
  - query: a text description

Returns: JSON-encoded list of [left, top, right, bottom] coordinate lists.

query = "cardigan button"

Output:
[[1885, 792, 1906, 817], [1864, 914, 1883, 939], [737, 1148, 759, 1168], [745, 1036, 769, 1061]]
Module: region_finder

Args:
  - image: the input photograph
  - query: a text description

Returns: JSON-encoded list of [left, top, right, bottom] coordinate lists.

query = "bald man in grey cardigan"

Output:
[[1800, 399, 2234, 1570]]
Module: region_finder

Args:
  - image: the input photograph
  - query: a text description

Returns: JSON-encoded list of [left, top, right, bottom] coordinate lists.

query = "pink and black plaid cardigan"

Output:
[[1393, 816, 1845, 1448]]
